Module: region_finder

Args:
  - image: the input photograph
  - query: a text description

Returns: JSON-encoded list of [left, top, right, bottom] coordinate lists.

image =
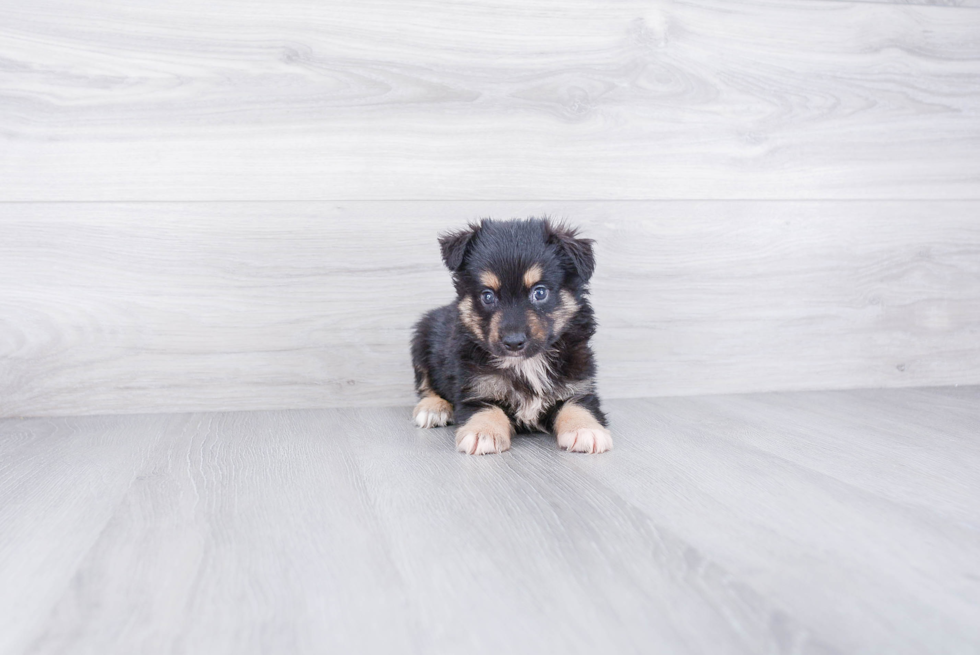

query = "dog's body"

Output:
[[411, 218, 612, 455]]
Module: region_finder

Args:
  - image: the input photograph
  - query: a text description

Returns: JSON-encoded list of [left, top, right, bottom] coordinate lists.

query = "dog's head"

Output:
[[438, 218, 595, 360]]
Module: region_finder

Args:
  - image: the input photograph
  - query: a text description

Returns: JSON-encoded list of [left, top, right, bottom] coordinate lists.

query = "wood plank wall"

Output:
[[1, 0, 978, 417]]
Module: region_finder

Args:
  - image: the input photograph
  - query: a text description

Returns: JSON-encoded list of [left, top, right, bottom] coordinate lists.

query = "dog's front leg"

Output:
[[551, 400, 612, 454], [453, 403, 514, 455]]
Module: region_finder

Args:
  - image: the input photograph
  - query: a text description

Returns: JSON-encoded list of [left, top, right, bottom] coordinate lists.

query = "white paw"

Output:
[[413, 396, 453, 428], [456, 427, 511, 455], [557, 427, 613, 454], [414, 408, 452, 428]]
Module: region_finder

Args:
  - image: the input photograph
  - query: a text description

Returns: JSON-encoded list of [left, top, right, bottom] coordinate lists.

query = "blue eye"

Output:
[[530, 286, 549, 302], [481, 290, 496, 305]]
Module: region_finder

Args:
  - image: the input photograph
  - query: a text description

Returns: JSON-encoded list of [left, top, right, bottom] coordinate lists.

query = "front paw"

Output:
[[413, 395, 453, 428], [455, 407, 513, 455], [456, 428, 511, 455], [557, 427, 613, 454]]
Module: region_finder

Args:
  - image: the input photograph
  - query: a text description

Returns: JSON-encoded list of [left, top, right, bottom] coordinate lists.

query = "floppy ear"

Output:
[[438, 222, 481, 272], [547, 222, 596, 283]]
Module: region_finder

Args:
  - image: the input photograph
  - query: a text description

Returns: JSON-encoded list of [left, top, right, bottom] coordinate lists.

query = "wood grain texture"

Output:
[[616, 391, 980, 654], [2, 201, 978, 418], [0, 414, 167, 655], [829, 0, 980, 6], [1, 0, 978, 201], [1, 387, 977, 653]]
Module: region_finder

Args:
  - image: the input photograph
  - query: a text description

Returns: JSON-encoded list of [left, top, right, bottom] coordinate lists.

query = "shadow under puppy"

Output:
[[411, 217, 612, 455]]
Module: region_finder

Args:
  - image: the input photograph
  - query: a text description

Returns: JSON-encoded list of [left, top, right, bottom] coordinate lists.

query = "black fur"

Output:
[[411, 217, 606, 436]]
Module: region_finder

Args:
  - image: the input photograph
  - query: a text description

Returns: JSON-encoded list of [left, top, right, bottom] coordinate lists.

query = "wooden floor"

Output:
[[1, 386, 978, 654]]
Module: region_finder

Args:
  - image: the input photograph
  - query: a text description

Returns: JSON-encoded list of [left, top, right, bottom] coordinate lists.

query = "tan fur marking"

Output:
[[554, 403, 602, 434], [489, 310, 503, 345], [479, 354, 555, 428], [466, 367, 595, 432], [527, 310, 546, 342], [455, 406, 513, 455], [458, 296, 484, 341], [468, 372, 543, 426], [480, 270, 501, 290], [554, 402, 612, 454], [413, 393, 453, 428], [523, 264, 543, 288], [550, 289, 580, 335]]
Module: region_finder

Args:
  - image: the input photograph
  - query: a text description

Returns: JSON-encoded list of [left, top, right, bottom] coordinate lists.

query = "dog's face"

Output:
[[438, 218, 595, 360]]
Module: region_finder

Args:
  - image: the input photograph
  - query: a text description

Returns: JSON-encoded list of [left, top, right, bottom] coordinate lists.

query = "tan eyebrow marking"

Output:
[[480, 270, 501, 290], [523, 264, 543, 287]]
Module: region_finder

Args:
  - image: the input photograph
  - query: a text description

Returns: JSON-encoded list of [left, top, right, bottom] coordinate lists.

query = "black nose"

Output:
[[502, 332, 527, 352]]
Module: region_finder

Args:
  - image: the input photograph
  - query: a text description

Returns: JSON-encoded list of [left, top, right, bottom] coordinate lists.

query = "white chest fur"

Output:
[[469, 354, 593, 430]]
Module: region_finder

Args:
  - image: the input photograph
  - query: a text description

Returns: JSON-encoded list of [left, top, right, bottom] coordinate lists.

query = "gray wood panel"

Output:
[[828, 0, 980, 6], [1, 387, 977, 653], [2, 200, 978, 418], [1, 0, 978, 201]]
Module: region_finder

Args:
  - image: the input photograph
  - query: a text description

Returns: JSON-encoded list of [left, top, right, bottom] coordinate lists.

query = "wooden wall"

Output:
[[2, 0, 978, 417]]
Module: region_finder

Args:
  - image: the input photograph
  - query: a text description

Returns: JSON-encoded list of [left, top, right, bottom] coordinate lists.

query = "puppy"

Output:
[[410, 217, 612, 455]]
